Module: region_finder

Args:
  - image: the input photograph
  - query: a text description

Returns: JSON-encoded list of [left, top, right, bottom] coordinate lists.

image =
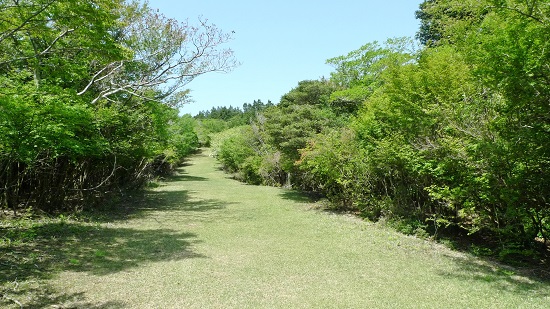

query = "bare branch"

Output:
[[77, 61, 124, 95], [38, 28, 74, 56], [0, 28, 75, 67], [79, 11, 237, 105]]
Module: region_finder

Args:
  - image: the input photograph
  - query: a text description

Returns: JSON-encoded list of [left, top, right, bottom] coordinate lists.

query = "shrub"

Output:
[[210, 126, 258, 173]]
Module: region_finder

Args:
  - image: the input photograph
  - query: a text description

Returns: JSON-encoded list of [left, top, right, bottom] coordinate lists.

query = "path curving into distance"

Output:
[[46, 151, 548, 308]]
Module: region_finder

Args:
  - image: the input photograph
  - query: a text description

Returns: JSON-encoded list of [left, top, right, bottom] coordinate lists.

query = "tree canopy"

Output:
[[0, 0, 236, 212]]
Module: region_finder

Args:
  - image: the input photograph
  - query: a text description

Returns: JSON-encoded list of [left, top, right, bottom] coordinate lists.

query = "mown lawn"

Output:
[[1, 152, 549, 308]]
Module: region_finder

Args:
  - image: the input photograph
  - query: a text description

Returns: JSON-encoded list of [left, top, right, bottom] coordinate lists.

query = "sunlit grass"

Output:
[[1, 152, 549, 308]]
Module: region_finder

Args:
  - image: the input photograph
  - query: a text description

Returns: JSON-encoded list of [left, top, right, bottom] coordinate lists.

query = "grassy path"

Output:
[[2, 151, 549, 308]]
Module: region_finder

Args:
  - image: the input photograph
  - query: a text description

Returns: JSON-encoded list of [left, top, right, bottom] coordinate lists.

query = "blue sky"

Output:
[[148, 0, 423, 115]]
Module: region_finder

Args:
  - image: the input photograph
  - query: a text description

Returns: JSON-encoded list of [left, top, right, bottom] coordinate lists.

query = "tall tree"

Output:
[[326, 38, 418, 113], [0, 0, 236, 212]]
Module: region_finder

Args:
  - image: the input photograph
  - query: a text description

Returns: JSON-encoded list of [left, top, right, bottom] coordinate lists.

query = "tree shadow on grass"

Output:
[[167, 166, 210, 182], [1, 186, 230, 283], [105, 190, 231, 225], [86, 186, 230, 223], [1, 286, 125, 309], [170, 174, 209, 182], [0, 181, 232, 307], [438, 253, 550, 298], [278, 189, 550, 298], [279, 190, 323, 204], [0, 220, 202, 307]]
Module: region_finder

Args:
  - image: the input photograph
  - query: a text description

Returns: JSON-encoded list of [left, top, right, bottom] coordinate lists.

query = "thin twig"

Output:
[[77, 61, 124, 96], [67, 156, 117, 191]]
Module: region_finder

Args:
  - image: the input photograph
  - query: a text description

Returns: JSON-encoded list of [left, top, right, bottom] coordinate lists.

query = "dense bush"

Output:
[[0, 0, 233, 213], [297, 129, 378, 216], [210, 0, 549, 259], [210, 126, 257, 174]]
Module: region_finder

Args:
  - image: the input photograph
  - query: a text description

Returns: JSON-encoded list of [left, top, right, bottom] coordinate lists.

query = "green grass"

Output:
[[1, 151, 549, 308]]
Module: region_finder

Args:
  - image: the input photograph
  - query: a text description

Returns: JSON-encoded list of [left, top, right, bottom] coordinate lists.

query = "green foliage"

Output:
[[473, 0, 550, 246], [415, 0, 487, 46], [410, 0, 550, 251], [297, 129, 380, 216], [260, 105, 339, 169], [210, 126, 257, 173], [194, 118, 229, 147], [197, 0, 550, 262], [195, 106, 244, 121], [209, 79, 345, 188], [209, 125, 280, 185], [242, 99, 275, 122], [169, 114, 199, 158], [194, 100, 274, 146], [316, 0, 548, 254], [327, 37, 418, 89], [266, 0, 549, 256], [278, 80, 335, 108], [326, 38, 418, 113], [349, 42, 515, 238], [0, 0, 231, 212]]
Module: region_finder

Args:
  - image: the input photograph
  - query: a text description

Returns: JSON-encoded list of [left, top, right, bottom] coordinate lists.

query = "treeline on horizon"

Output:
[[204, 0, 550, 262]]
